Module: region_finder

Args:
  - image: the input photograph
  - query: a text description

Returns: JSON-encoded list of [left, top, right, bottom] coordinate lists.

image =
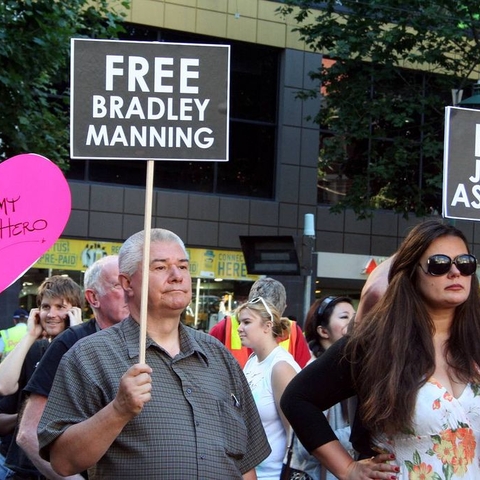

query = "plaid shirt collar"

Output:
[[122, 316, 209, 365]]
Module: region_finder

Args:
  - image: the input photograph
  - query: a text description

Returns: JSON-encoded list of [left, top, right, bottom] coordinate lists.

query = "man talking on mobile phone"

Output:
[[0, 275, 84, 479]]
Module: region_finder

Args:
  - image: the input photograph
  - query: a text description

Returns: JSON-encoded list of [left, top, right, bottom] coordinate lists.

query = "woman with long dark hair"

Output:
[[281, 220, 480, 479], [304, 296, 355, 359]]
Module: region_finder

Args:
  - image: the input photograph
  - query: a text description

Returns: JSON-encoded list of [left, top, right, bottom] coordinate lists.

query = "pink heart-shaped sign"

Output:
[[0, 153, 71, 293]]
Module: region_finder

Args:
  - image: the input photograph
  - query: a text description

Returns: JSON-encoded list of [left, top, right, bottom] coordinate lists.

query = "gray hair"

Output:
[[84, 255, 119, 296], [119, 229, 188, 277], [248, 277, 287, 315]]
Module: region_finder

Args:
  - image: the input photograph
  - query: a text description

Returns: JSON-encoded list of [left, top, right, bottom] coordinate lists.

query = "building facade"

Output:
[[3, 0, 480, 328]]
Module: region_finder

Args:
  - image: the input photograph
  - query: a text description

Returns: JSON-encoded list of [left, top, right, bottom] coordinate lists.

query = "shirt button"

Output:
[[195, 420, 200, 426], [186, 388, 192, 394], [200, 455, 205, 460]]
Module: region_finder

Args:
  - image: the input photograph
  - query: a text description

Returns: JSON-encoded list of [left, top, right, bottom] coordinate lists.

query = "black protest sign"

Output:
[[70, 39, 230, 161], [443, 106, 480, 221]]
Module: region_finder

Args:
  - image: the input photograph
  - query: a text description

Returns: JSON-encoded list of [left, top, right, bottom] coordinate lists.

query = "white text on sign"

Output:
[[105, 56, 200, 93], [451, 124, 480, 208]]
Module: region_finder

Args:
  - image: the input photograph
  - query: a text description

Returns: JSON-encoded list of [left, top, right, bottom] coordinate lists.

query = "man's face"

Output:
[[97, 261, 129, 325], [39, 296, 72, 338], [123, 241, 192, 316]]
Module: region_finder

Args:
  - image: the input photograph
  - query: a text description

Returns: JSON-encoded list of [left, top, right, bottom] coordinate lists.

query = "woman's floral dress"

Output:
[[373, 379, 480, 479]]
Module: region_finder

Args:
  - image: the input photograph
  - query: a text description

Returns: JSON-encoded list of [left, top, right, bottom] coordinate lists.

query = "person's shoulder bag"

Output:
[[280, 431, 314, 480]]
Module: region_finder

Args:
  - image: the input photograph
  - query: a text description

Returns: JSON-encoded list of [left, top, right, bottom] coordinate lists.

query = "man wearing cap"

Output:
[[0, 309, 29, 361]]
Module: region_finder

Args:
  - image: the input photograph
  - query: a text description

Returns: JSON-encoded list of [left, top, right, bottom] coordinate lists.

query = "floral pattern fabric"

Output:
[[373, 380, 480, 479]]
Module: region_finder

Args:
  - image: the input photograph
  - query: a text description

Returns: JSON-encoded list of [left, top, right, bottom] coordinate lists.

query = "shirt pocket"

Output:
[[216, 399, 248, 459]]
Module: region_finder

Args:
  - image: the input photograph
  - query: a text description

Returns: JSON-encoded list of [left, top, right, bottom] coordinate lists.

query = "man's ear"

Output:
[[84, 289, 100, 309], [119, 274, 133, 296]]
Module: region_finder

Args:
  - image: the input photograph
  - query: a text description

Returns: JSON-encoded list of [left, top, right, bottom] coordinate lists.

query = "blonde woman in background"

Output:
[[237, 296, 301, 480]]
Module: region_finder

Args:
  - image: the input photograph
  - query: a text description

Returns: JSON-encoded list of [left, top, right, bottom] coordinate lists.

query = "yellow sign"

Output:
[[34, 238, 259, 281], [34, 239, 122, 270], [186, 249, 259, 281]]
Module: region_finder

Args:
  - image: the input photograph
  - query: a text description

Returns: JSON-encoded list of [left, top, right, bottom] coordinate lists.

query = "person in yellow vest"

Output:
[[209, 278, 311, 368], [0, 309, 29, 361]]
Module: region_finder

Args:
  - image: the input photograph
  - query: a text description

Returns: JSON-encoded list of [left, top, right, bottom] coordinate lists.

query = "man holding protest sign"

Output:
[[38, 228, 270, 479]]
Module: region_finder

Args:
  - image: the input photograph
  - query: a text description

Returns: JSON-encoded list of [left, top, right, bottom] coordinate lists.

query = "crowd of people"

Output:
[[0, 219, 478, 479]]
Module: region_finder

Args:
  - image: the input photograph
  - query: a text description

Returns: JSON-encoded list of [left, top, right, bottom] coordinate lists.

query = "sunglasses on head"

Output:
[[418, 254, 477, 277], [248, 296, 274, 323]]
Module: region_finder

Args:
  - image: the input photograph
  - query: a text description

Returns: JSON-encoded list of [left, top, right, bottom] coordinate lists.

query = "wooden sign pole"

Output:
[[139, 160, 155, 363]]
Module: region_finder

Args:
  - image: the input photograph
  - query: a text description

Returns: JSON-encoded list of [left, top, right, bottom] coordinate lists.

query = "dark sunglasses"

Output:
[[418, 254, 477, 277]]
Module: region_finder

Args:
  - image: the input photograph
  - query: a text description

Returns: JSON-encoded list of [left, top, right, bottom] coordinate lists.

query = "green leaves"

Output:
[[280, 0, 480, 218], [0, 0, 129, 168]]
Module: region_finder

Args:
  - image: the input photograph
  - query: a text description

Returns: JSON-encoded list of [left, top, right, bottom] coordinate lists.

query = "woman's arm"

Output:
[[271, 361, 298, 432], [280, 337, 355, 452], [281, 339, 400, 479], [310, 441, 398, 480], [355, 256, 394, 324]]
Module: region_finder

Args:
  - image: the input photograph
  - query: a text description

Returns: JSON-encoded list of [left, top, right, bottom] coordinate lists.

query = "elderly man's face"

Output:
[[97, 260, 130, 325], [125, 241, 192, 316]]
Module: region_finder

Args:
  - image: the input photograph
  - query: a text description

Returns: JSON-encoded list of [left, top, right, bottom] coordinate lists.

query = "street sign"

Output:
[[70, 38, 230, 161], [443, 106, 480, 221]]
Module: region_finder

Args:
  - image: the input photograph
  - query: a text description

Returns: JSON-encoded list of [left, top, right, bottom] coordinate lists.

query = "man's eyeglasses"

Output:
[[418, 254, 477, 277], [249, 296, 274, 323]]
